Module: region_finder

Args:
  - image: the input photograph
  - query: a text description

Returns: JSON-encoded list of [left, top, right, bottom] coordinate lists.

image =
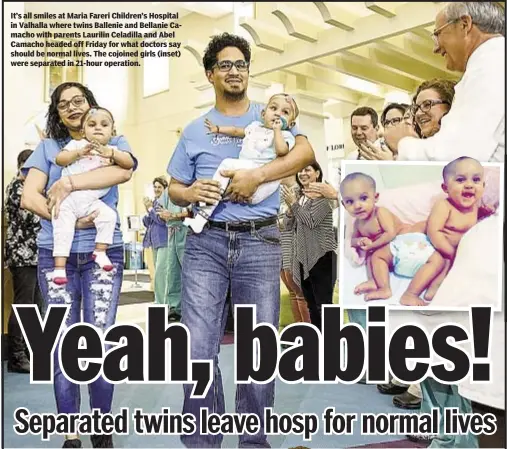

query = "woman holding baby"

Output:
[[21, 81, 137, 449]]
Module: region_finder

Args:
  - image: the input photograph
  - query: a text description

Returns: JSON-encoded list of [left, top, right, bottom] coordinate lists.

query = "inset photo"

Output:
[[339, 158, 504, 311]]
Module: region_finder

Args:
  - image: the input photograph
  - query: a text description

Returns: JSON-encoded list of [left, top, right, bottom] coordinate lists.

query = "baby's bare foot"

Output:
[[424, 283, 442, 301], [365, 288, 392, 301], [400, 292, 426, 306], [354, 280, 377, 295]]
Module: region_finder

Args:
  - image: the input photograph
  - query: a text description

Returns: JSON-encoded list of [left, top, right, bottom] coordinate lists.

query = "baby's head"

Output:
[[340, 172, 378, 220], [80, 107, 115, 145], [262, 93, 299, 130], [442, 157, 485, 210]]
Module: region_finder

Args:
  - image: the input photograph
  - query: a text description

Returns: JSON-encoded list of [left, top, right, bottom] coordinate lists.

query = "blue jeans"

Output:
[[37, 246, 124, 414], [180, 224, 281, 448]]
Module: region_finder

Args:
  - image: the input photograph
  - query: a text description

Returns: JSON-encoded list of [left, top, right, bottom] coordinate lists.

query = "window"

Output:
[[44, 38, 83, 102], [143, 39, 170, 97]]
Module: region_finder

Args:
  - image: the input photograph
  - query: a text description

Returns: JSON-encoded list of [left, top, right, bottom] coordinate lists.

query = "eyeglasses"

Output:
[[411, 99, 450, 115], [56, 95, 87, 111], [383, 117, 403, 128], [432, 18, 459, 45], [213, 59, 250, 72]]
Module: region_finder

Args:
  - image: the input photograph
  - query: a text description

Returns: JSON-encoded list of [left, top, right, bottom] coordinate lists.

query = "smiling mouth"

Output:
[[68, 112, 82, 120], [462, 192, 475, 198]]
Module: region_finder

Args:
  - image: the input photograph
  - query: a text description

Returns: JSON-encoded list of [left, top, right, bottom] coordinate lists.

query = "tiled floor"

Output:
[[121, 269, 151, 293]]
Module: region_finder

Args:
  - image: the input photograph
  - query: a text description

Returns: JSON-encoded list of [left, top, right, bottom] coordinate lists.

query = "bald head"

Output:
[[340, 172, 376, 196], [442, 156, 484, 183]]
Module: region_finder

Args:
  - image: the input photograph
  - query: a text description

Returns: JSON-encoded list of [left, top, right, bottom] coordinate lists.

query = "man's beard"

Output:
[[223, 87, 246, 102]]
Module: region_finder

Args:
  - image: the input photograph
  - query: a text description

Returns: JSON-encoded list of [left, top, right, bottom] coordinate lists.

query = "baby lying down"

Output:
[[340, 157, 496, 306]]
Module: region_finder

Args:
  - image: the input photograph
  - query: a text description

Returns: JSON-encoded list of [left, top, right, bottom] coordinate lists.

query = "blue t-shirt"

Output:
[[167, 102, 302, 221], [22, 135, 138, 253]]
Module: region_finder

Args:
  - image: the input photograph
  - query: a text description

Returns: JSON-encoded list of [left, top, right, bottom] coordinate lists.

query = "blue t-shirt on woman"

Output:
[[22, 135, 138, 253]]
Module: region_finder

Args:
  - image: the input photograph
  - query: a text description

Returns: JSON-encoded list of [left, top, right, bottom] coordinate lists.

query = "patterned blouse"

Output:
[[285, 197, 338, 289], [4, 177, 41, 267]]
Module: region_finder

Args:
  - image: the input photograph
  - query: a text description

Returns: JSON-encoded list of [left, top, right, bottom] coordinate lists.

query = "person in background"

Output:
[[384, 2, 505, 163], [155, 186, 189, 322], [281, 162, 337, 330], [347, 107, 380, 160], [142, 176, 170, 304], [4, 149, 43, 374], [280, 175, 310, 325]]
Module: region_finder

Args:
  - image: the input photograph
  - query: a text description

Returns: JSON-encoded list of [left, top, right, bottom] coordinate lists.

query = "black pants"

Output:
[[300, 251, 337, 330], [8, 266, 43, 338]]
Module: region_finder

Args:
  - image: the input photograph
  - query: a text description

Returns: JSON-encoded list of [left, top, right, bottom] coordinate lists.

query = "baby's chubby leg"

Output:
[[400, 251, 446, 306], [51, 197, 78, 285], [186, 158, 253, 233], [424, 258, 452, 301], [365, 245, 394, 300], [198, 158, 253, 206], [354, 255, 377, 294]]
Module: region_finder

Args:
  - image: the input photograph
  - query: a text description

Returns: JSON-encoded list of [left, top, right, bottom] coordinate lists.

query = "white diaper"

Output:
[[390, 232, 435, 278]]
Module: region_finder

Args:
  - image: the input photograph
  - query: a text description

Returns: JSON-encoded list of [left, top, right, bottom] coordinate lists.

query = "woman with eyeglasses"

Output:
[[353, 103, 411, 161], [411, 78, 456, 139], [359, 80, 456, 161], [20, 82, 137, 449]]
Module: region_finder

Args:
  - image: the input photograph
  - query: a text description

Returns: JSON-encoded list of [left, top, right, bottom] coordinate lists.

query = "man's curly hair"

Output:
[[203, 32, 251, 72]]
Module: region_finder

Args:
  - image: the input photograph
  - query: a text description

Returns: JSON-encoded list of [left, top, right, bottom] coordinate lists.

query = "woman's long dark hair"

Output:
[[296, 161, 323, 190], [45, 82, 99, 142]]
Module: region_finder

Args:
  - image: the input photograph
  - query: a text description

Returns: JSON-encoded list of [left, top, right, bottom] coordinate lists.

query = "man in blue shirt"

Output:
[[167, 32, 314, 448]]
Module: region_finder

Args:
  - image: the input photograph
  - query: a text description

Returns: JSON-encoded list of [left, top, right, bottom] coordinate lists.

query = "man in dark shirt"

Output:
[[4, 149, 42, 373]]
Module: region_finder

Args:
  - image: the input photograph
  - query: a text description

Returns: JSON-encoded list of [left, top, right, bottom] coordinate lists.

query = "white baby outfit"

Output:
[[52, 139, 117, 257], [186, 121, 296, 232]]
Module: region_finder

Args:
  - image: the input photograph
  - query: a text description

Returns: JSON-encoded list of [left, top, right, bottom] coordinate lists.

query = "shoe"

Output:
[[62, 439, 82, 448], [168, 311, 181, 322], [7, 336, 31, 373], [377, 381, 409, 395], [91, 434, 114, 448], [393, 390, 422, 409], [406, 433, 435, 446]]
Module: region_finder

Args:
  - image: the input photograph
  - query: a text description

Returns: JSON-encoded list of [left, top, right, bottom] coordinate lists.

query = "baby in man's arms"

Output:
[[341, 157, 495, 305], [183, 93, 298, 233]]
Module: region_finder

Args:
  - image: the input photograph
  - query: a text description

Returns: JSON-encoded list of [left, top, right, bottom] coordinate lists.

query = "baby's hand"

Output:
[[205, 118, 219, 134], [77, 143, 94, 158], [358, 237, 373, 250], [272, 118, 283, 130], [478, 203, 497, 220], [94, 143, 113, 159]]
